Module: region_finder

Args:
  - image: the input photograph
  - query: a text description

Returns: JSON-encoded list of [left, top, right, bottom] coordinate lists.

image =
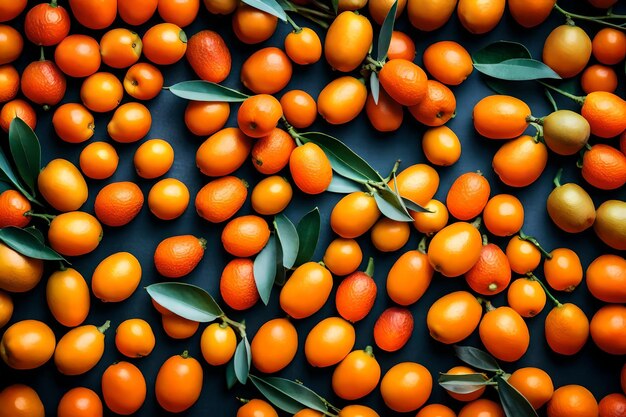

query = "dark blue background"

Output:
[[2, 0, 625, 416]]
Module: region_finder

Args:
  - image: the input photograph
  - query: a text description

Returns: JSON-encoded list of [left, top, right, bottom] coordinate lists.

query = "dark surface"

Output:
[[2, 0, 626, 416]]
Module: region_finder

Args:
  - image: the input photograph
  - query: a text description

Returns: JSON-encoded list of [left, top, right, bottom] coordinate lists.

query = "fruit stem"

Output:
[[383, 159, 401, 182], [483, 299, 496, 312], [58, 261, 66, 271], [365, 257, 375, 277], [553, 167, 563, 188], [281, 116, 305, 146], [417, 235, 427, 253], [98, 320, 111, 334], [366, 55, 384, 69], [518, 230, 553, 259], [39, 46, 45, 61], [482, 234, 488, 245], [181, 350, 189, 359], [25, 211, 56, 225], [530, 123, 544, 142], [285, 14, 302, 32], [554, 4, 626, 30], [527, 272, 562, 307], [526, 115, 543, 125], [537, 81, 585, 105], [471, 217, 482, 230], [198, 237, 207, 249], [235, 397, 249, 404], [220, 315, 247, 339], [364, 345, 374, 356]]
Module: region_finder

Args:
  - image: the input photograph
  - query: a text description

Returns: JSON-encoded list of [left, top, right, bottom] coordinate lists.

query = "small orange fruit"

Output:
[[508, 367, 554, 409], [118, 0, 158, 25], [195, 176, 248, 223], [196, 127, 252, 177], [186, 30, 231, 82], [372, 217, 411, 254], [422, 126, 461, 166], [332, 347, 381, 400], [324, 11, 373, 72], [336, 269, 377, 322], [416, 404, 456, 417], [220, 258, 259, 311], [305, 316, 355, 367], [52, 103, 94, 144], [157, 0, 200, 27], [200, 322, 236, 366], [0, 190, 31, 228], [124, 62, 163, 100], [154, 235, 206, 278], [465, 243, 511, 295], [590, 304, 626, 355], [184, 101, 230, 136], [0, 99, 36, 133], [483, 194, 524, 236], [479, 305, 530, 362], [162, 314, 199, 339], [369, 0, 407, 24], [581, 64, 618, 94], [54, 321, 110, 375], [407, 0, 457, 31], [387, 248, 433, 306], [251, 128, 296, 174], [69, 0, 117, 30], [379, 59, 428, 106], [100, 28, 142, 69], [582, 144, 626, 190], [330, 192, 380, 238], [380, 362, 432, 412], [0, 25, 23, 65], [280, 90, 317, 129], [389, 163, 440, 206], [24, 1, 71, 46], [1, 319, 55, 370], [21, 59, 66, 108], [92, 252, 142, 302], [0, 243, 43, 293], [155, 352, 203, 413], [365, 88, 404, 132], [285, 27, 322, 65], [592, 28, 626, 65], [79, 141, 119, 180], [426, 290, 482, 344], [80, 72, 123, 112], [374, 307, 413, 352], [0, 65, 19, 103], [0, 0, 27, 22], [586, 254, 626, 303], [317, 76, 368, 125], [290, 142, 333, 194], [232, 4, 277, 44], [134, 139, 174, 179], [599, 393, 626, 417], [428, 222, 482, 277], [387, 30, 416, 61], [473, 95, 531, 139], [48, 211, 103, 257], [0, 290, 13, 328], [38, 158, 88, 212], [507, 277, 546, 318], [543, 25, 592, 78], [459, 399, 505, 417], [506, 236, 541, 274], [222, 215, 270, 257], [444, 366, 486, 402], [250, 318, 298, 373], [423, 41, 473, 86], [203, 0, 238, 14], [446, 172, 490, 220], [237, 94, 283, 138], [251, 176, 292, 215], [101, 361, 146, 415], [54, 34, 101, 78], [142, 22, 187, 65], [408, 80, 456, 126], [545, 302, 589, 356], [544, 247, 583, 292], [57, 387, 102, 417], [237, 399, 278, 417], [338, 405, 379, 417], [115, 318, 155, 358], [107, 102, 152, 143], [547, 385, 598, 417], [323, 238, 363, 276], [280, 261, 333, 319], [0, 384, 44, 417], [148, 178, 190, 220], [94, 181, 144, 227], [241, 47, 292, 94], [508, 0, 555, 28], [457, 0, 505, 34], [46, 267, 90, 327], [412, 199, 449, 235], [492, 135, 548, 187]]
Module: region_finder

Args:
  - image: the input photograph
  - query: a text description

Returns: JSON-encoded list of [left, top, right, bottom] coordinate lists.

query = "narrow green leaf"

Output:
[[0, 146, 27, 197], [169, 81, 249, 102], [225, 359, 238, 389], [376, 0, 398, 61], [370, 72, 380, 105], [274, 214, 299, 269], [402, 197, 431, 213], [327, 174, 364, 194], [276, 0, 296, 11], [454, 345, 501, 372], [234, 337, 251, 384], [249, 375, 328, 414], [472, 41, 531, 64], [8, 118, 41, 194], [495, 375, 539, 417], [438, 373, 489, 394], [253, 234, 278, 305], [293, 208, 320, 267], [474, 58, 561, 81], [300, 132, 383, 183], [0, 227, 65, 261], [145, 282, 224, 322], [274, 236, 286, 286], [374, 187, 414, 222], [331, 0, 338, 14], [23, 226, 44, 243], [242, 0, 287, 21]]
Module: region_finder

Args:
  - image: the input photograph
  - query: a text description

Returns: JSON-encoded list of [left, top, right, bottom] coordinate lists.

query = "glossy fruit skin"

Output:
[[100, 28, 142, 69], [241, 47, 292, 94], [379, 59, 428, 107], [237, 399, 278, 417], [387, 250, 433, 306], [407, 0, 456, 31], [323, 238, 363, 276], [185, 101, 230, 136], [142, 23, 187, 65], [69, 0, 117, 29], [0, 320, 55, 370], [251, 128, 296, 174], [200, 322, 236, 366], [599, 393, 626, 417], [186, 30, 231, 82], [459, 399, 505, 417], [52, 103, 94, 144], [118, 0, 158, 25], [508, 367, 554, 409], [0, 242, 43, 293], [0, 0, 27, 22], [428, 222, 482, 277], [581, 65, 618, 94], [479, 306, 530, 362], [148, 178, 190, 220], [21, 59, 67, 107], [155, 353, 203, 413], [0, 290, 13, 328], [543, 25, 592, 78], [427, 291, 482, 344], [492, 135, 548, 187], [196, 127, 252, 177], [465, 243, 511, 295], [423, 41, 473, 86], [285, 27, 322, 65], [54, 35, 101, 78], [542, 110, 590, 155], [0, 25, 23, 65], [220, 258, 259, 311], [79, 142, 119, 180], [545, 303, 589, 355], [280, 262, 333, 319], [509, 0, 555, 28], [317, 76, 368, 124], [412, 199, 449, 235], [446, 172, 490, 220], [594, 200, 626, 250], [101, 361, 146, 415], [158, 0, 200, 27], [48, 212, 103, 257], [154, 235, 206, 278], [371, 218, 410, 252], [46, 268, 90, 327], [54, 323, 108, 375], [374, 307, 414, 352], [115, 319, 155, 358], [473, 95, 530, 139], [365, 88, 404, 132], [290, 142, 333, 194], [24, 2, 70, 46], [251, 176, 292, 215], [586, 254, 626, 303], [387, 31, 416, 61], [92, 252, 142, 302], [547, 183, 596, 233], [195, 176, 248, 223], [133, 139, 174, 179], [336, 271, 377, 322], [592, 28, 626, 65], [547, 385, 598, 417], [0, 384, 44, 417], [124, 62, 163, 101], [416, 404, 456, 417], [590, 305, 626, 355], [107, 102, 152, 143], [483, 194, 524, 237], [232, 4, 277, 44], [38, 159, 87, 212], [80, 72, 123, 112], [57, 387, 103, 417], [237, 94, 283, 138], [0, 189, 31, 228], [422, 126, 461, 167], [544, 248, 583, 292], [408, 80, 456, 126], [324, 11, 373, 72], [332, 348, 381, 400], [507, 278, 546, 318], [582, 144, 626, 190], [280, 90, 317, 129], [305, 317, 355, 367], [0, 99, 36, 133], [380, 362, 432, 412], [221, 215, 271, 257], [250, 318, 298, 373], [338, 405, 380, 417], [369, 0, 407, 24], [162, 314, 199, 339], [457, 0, 505, 34], [444, 366, 485, 401], [330, 192, 381, 238]]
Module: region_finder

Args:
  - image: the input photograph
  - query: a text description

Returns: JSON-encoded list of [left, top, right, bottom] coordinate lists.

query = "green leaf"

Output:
[[327, 174, 364, 194], [293, 208, 320, 267], [0, 145, 27, 198], [274, 236, 286, 286], [249, 375, 328, 414], [274, 214, 299, 269], [472, 41, 531, 64], [454, 345, 501, 372], [0, 227, 65, 261], [370, 72, 380, 105], [225, 359, 237, 389], [241, 0, 287, 21], [276, 0, 296, 11], [495, 375, 539, 417], [234, 337, 251, 384], [169, 81, 249, 102], [300, 132, 383, 183], [402, 197, 431, 213], [23, 226, 44, 243], [438, 373, 489, 394], [376, 0, 398, 61], [374, 186, 414, 222], [474, 58, 561, 81], [145, 282, 224, 322], [253, 234, 278, 305], [331, 0, 338, 14], [8, 118, 41, 195]]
